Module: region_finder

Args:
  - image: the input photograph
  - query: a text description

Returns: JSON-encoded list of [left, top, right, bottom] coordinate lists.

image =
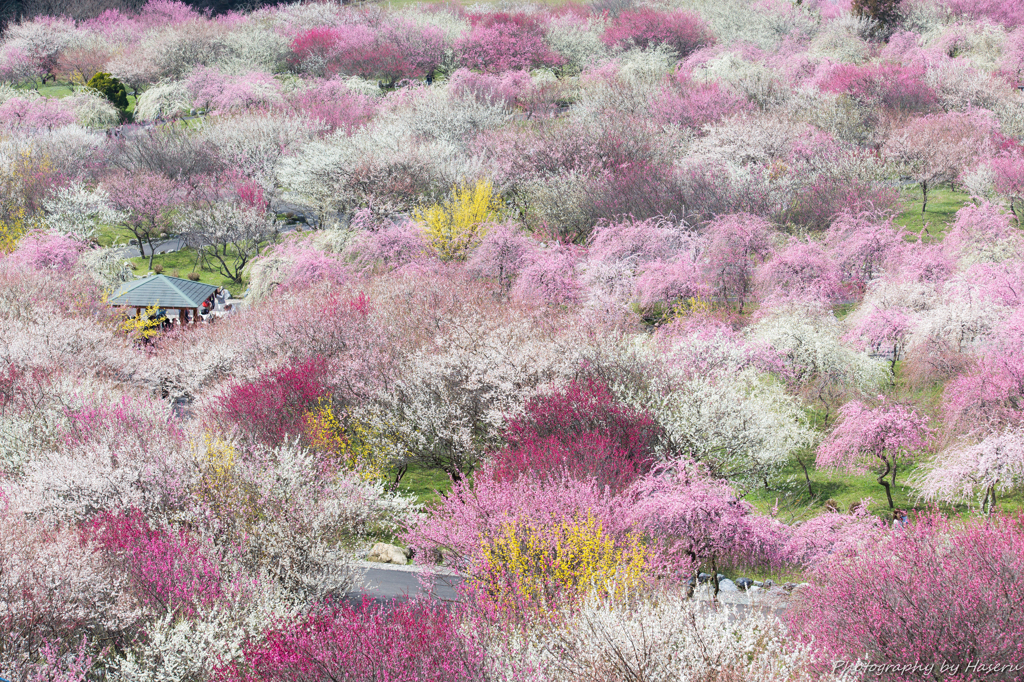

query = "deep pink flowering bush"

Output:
[[789, 514, 1024, 681], [0, 96, 75, 129], [602, 9, 714, 58], [818, 399, 930, 508], [88, 509, 224, 618], [404, 464, 627, 571], [492, 378, 664, 491], [756, 240, 844, 305], [625, 465, 789, 583], [651, 77, 751, 130], [287, 80, 376, 134], [213, 598, 487, 682], [8, 232, 83, 270], [456, 13, 564, 73], [703, 213, 775, 313], [215, 356, 328, 446], [818, 62, 937, 113]]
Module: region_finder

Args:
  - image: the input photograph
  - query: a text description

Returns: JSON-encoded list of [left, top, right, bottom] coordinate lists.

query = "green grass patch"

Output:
[[394, 464, 454, 507], [130, 247, 246, 291], [894, 185, 971, 242]]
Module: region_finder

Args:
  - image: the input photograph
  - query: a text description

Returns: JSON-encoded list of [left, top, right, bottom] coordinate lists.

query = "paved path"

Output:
[[345, 562, 463, 605]]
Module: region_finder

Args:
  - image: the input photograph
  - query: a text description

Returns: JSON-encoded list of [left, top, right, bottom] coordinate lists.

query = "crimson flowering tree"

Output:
[[789, 515, 1024, 682], [601, 8, 714, 58], [455, 13, 564, 73], [213, 598, 487, 682], [87, 509, 224, 619], [215, 356, 328, 446], [818, 399, 930, 508], [703, 213, 775, 313], [492, 378, 664, 492]]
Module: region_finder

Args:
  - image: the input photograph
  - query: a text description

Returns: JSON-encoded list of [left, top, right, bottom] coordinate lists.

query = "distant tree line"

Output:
[[0, 0, 312, 32]]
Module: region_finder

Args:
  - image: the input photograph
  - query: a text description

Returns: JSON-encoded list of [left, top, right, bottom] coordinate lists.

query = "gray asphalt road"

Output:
[[346, 564, 464, 604], [114, 236, 187, 258]]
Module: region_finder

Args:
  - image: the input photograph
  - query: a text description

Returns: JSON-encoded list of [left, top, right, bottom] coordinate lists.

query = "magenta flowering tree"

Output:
[[213, 598, 488, 682], [817, 399, 930, 508], [601, 8, 714, 58], [789, 515, 1024, 681], [215, 356, 329, 446], [455, 13, 564, 73], [88, 509, 224, 619], [703, 213, 775, 313], [492, 378, 664, 492]]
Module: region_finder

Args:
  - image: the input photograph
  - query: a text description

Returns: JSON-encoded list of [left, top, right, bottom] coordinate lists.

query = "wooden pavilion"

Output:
[[107, 274, 218, 325]]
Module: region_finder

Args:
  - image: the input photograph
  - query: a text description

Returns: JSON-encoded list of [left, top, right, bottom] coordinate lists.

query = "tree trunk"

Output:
[[878, 459, 894, 509], [921, 180, 929, 215], [796, 454, 814, 498]]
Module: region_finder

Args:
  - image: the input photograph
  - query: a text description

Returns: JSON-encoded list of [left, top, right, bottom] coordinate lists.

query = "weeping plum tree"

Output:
[[817, 399, 930, 508]]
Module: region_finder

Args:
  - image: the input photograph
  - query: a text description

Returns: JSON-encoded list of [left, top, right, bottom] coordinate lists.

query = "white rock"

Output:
[[366, 542, 410, 565], [718, 578, 739, 592]]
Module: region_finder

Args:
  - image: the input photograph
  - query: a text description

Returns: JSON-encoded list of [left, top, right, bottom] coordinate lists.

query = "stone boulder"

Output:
[[366, 542, 411, 565], [718, 578, 739, 592]]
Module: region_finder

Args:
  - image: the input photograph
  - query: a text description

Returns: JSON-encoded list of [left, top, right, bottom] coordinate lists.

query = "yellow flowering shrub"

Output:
[[118, 304, 163, 342], [670, 295, 714, 320], [303, 398, 391, 480], [474, 514, 646, 613], [415, 179, 502, 261]]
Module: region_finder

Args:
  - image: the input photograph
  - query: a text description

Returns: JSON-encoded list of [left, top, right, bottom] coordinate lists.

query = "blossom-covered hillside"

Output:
[[1, 0, 1024, 680]]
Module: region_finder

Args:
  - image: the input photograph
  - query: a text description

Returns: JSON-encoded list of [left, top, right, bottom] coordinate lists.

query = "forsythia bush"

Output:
[[474, 514, 646, 613], [415, 179, 502, 261], [303, 398, 390, 480]]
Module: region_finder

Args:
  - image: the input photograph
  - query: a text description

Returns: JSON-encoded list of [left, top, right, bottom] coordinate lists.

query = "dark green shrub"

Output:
[[86, 72, 129, 112]]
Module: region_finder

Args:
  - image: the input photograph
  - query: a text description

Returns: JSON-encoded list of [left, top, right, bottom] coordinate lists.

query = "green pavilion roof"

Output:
[[108, 274, 218, 309]]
